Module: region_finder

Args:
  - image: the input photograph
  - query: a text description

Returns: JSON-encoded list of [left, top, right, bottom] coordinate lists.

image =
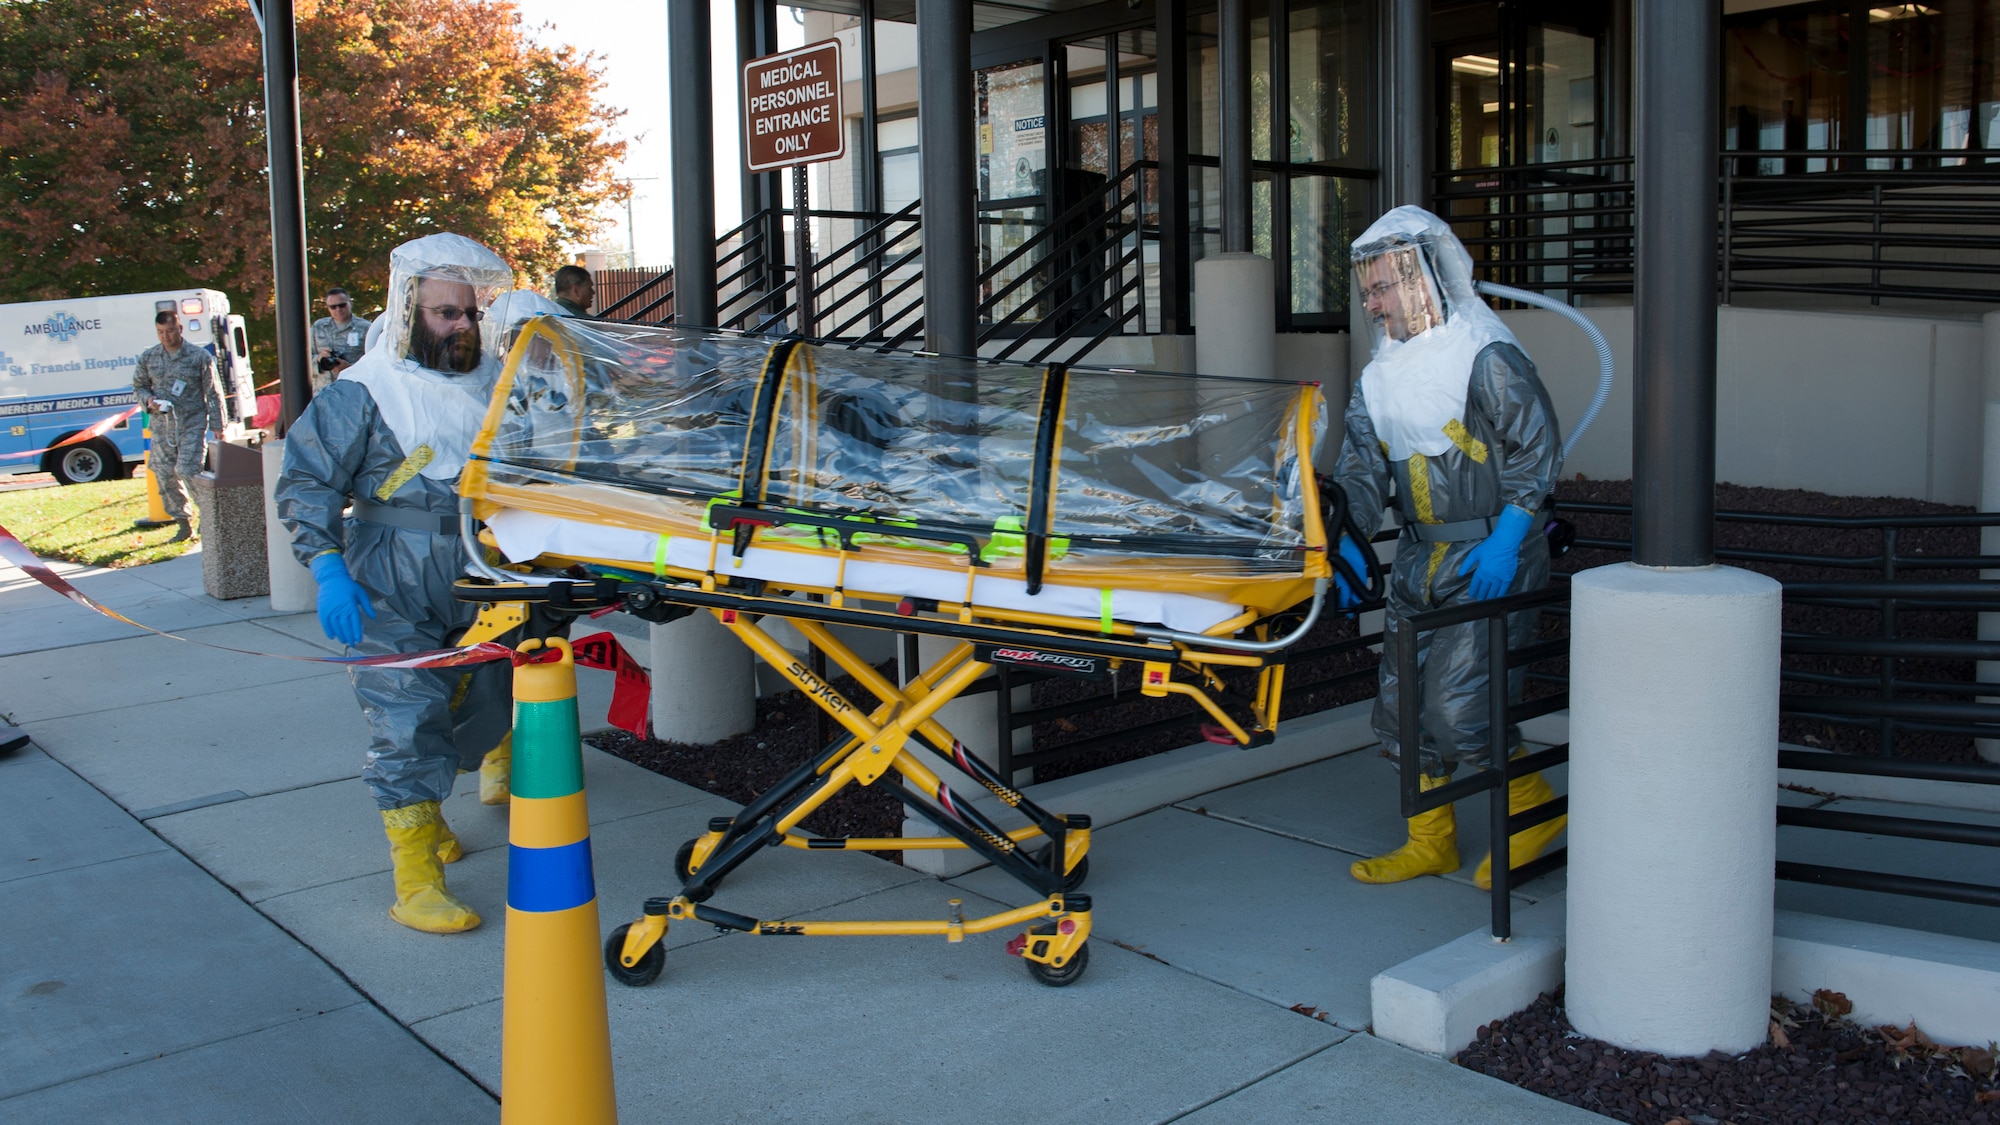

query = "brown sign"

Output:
[[742, 40, 845, 173]]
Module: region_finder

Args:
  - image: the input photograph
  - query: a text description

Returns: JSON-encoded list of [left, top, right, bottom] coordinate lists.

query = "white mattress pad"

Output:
[[486, 508, 1242, 634]]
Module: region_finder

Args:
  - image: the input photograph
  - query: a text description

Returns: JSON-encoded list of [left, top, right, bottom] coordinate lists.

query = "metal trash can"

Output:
[[192, 438, 271, 600]]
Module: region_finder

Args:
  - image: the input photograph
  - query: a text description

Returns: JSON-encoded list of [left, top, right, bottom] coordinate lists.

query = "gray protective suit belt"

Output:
[[349, 499, 459, 536], [1405, 515, 1497, 543], [1403, 509, 1546, 544]]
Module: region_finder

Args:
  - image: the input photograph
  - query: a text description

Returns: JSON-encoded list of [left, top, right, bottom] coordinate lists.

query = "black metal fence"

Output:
[[945, 501, 2000, 938], [1433, 151, 2000, 308]]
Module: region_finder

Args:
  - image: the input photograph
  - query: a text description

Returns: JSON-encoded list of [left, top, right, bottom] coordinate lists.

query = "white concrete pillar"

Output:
[[1193, 253, 1276, 382], [1977, 310, 2000, 763], [912, 632, 1029, 767], [648, 611, 755, 744], [900, 631, 1032, 878], [1565, 562, 1781, 1056], [259, 439, 315, 613]]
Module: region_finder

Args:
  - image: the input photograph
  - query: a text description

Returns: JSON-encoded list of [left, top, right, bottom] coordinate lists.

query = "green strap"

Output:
[[653, 534, 671, 577], [1100, 588, 1115, 634]]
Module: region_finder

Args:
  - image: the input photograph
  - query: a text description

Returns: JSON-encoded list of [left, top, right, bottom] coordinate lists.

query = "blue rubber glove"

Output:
[[1335, 536, 1372, 610], [309, 552, 375, 646], [1456, 506, 1535, 601]]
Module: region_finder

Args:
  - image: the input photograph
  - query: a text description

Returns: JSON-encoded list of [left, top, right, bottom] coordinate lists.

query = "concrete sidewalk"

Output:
[[1, 553, 1615, 1122]]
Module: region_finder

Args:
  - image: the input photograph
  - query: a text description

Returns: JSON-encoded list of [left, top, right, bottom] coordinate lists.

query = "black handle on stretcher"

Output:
[[1320, 475, 1386, 606], [707, 504, 991, 567]]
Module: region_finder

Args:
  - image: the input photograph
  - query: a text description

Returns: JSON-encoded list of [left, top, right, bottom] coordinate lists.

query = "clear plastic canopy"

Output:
[[465, 321, 1330, 586]]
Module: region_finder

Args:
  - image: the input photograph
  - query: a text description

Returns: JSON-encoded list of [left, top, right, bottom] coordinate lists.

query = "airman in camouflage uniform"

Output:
[[310, 287, 372, 392], [132, 311, 220, 541]]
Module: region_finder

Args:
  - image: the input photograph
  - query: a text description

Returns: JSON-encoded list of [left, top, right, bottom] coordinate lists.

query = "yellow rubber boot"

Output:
[[1350, 774, 1459, 884], [1474, 769, 1567, 890], [435, 815, 463, 865], [382, 801, 481, 934], [478, 734, 512, 806]]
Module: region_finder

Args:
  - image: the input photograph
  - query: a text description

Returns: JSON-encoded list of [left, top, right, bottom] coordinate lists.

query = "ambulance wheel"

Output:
[[604, 923, 665, 987], [52, 440, 120, 485], [1025, 937, 1089, 988], [674, 838, 699, 881]]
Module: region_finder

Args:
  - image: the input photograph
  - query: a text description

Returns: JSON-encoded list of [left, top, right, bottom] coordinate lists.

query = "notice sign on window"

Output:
[[742, 40, 845, 172]]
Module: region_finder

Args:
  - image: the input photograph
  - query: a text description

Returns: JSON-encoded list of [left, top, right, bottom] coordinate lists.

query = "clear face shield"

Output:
[[391, 273, 503, 374], [380, 234, 514, 376], [1351, 241, 1449, 357]]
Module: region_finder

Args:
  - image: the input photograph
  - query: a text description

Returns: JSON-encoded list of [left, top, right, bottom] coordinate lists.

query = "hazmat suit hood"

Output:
[[340, 233, 513, 481], [1351, 206, 1517, 461]]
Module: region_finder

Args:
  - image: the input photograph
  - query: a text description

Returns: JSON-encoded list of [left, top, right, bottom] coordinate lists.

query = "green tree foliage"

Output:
[[0, 0, 625, 361]]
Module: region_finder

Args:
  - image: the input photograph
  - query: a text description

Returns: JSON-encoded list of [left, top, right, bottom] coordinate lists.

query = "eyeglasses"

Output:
[[325, 301, 350, 310], [419, 304, 484, 323]]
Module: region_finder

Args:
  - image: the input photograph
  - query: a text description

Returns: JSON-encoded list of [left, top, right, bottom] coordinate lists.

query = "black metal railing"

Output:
[[1434, 156, 1637, 302], [943, 498, 2000, 935], [1397, 583, 1574, 941], [1560, 500, 2000, 918], [1432, 150, 2000, 307], [973, 161, 1158, 365]]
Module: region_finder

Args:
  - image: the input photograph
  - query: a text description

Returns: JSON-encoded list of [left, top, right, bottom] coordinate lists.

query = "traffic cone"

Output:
[[135, 418, 172, 528], [502, 637, 617, 1124]]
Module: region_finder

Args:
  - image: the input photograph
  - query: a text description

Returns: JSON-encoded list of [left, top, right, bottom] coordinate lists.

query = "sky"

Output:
[[509, 0, 809, 268]]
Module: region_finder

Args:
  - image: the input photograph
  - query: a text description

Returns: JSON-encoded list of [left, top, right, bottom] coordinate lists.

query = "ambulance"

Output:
[[0, 289, 258, 484]]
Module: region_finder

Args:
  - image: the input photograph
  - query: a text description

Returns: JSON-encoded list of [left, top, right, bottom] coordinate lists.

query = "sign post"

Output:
[[742, 39, 844, 339]]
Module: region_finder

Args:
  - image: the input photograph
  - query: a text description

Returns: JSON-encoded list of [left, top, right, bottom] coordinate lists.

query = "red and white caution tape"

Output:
[[0, 520, 515, 669], [0, 405, 141, 462], [572, 631, 651, 736]]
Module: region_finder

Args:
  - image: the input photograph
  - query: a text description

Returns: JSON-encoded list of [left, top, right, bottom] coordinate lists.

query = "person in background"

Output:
[[551, 264, 595, 317], [132, 310, 221, 542], [276, 233, 517, 935], [311, 287, 373, 392]]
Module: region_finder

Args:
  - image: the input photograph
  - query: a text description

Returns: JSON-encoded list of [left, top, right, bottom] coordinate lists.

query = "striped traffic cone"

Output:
[[502, 637, 617, 1124]]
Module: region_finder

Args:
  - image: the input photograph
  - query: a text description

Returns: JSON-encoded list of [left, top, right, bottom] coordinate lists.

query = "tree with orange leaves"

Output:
[[0, 0, 625, 361]]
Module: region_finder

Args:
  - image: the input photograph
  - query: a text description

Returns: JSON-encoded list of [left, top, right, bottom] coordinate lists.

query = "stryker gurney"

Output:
[[450, 318, 1377, 987]]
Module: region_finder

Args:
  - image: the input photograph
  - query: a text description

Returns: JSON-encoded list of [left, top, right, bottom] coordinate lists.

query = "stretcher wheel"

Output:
[[673, 838, 699, 881], [1035, 847, 1089, 893], [604, 923, 665, 987], [1025, 936, 1089, 988]]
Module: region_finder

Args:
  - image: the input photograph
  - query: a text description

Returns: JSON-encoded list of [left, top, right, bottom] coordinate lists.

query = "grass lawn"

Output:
[[0, 475, 197, 568]]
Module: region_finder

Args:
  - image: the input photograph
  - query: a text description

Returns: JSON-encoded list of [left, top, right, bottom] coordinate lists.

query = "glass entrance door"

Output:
[[978, 56, 1050, 327], [1436, 2, 1617, 296]]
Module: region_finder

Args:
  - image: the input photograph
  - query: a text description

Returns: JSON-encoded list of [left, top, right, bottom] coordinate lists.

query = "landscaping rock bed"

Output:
[[1457, 989, 1999, 1125]]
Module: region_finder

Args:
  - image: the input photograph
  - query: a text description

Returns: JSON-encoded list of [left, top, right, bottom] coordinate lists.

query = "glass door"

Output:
[[1436, 3, 1612, 293], [978, 56, 1050, 328]]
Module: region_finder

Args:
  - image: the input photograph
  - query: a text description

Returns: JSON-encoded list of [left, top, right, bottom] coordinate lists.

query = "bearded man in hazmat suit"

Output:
[[276, 234, 521, 934], [1332, 206, 1568, 889]]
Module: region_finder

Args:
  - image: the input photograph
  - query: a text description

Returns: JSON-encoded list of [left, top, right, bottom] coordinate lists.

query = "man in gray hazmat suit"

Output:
[[276, 233, 517, 934], [1332, 205, 1567, 889]]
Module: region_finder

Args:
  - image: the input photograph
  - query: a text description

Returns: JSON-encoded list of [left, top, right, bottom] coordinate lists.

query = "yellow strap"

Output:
[[1441, 419, 1489, 464], [375, 446, 434, 501], [1099, 588, 1115, 634], [653, 534, 671, 577], [1407, 452, 1450, 593]]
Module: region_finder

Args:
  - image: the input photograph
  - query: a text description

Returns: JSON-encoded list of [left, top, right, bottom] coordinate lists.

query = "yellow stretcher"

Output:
[[454, 319, 1343, 987]]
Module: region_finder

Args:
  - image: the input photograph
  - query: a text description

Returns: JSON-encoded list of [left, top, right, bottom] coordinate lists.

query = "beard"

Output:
[[407, 316, 483, 373]]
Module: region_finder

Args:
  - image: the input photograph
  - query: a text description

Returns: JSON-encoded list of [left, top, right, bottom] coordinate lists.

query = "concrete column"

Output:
[[669, 0, 717, 328], [648, 612, 755, 744], [1193, 254, 1276, 381], [1565, 562, 1781, 1056], [259, 439, 315, 613], [917, 0, 975, 355], [1380, 0, 1429, 210], [1979, 309, 2000, 763], [912, 632, 1028, 767]]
